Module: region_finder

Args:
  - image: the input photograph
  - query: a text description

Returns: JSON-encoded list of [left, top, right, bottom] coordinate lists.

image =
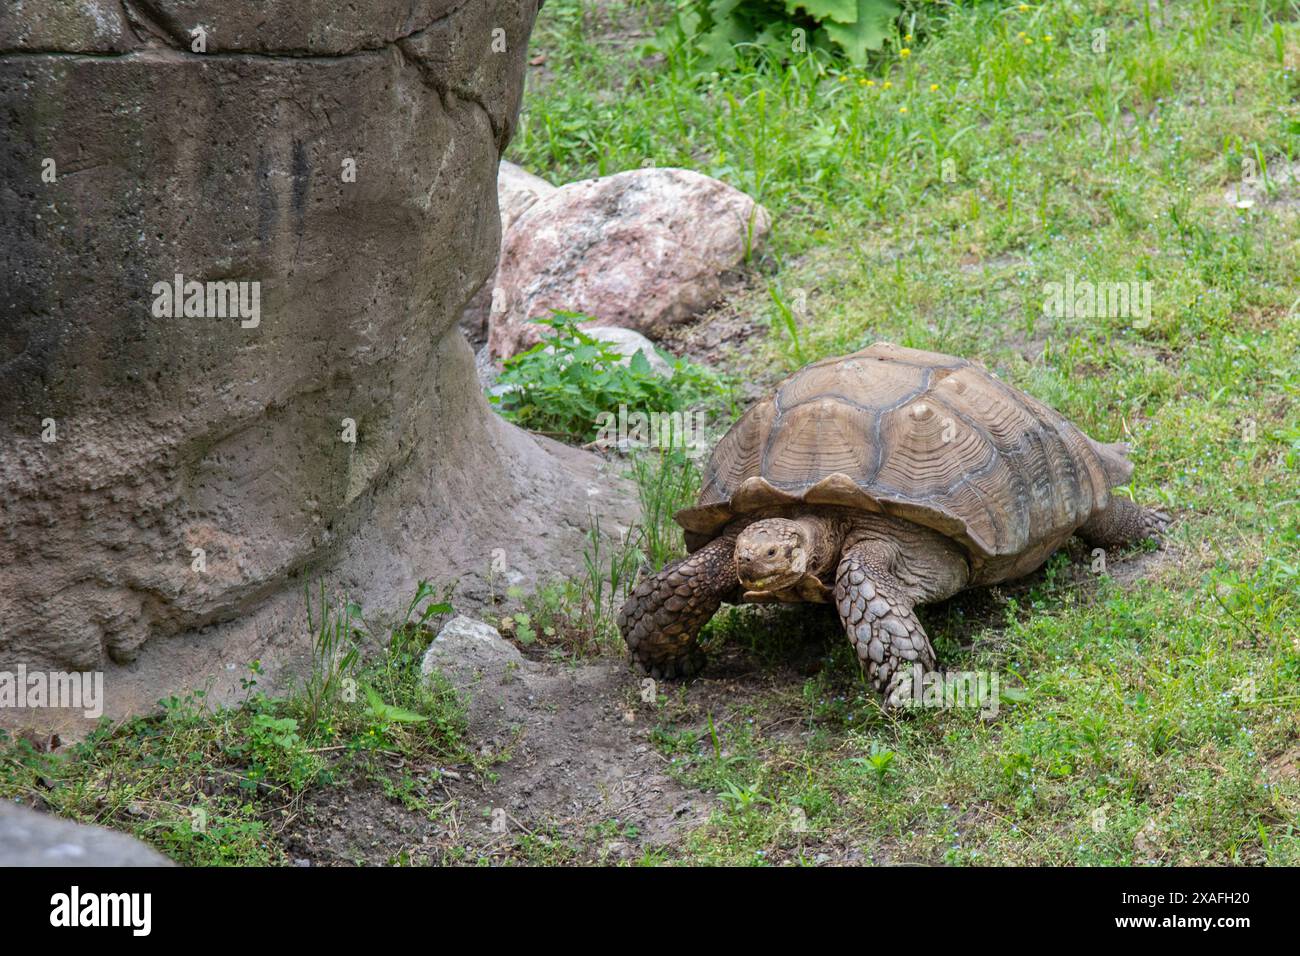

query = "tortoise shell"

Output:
[[677, 343, 1133, 582]]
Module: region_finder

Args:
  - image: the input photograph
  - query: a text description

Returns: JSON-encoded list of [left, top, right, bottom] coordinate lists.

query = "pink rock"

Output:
[[461, 161, 557, 346], [488, 167, 770, 359], [499, 160, 556, 233]]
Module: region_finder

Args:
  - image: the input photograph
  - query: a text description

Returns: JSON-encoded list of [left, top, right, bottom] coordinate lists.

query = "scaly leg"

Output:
[[834, 540, 936, 706], [618, 534, 738, 679], [1078, 497, 1169, 548]]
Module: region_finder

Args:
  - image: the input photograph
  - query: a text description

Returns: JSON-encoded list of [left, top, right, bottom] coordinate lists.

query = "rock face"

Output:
[[0, 802, 172, 866], [488, 167, 771, 359], [460, 160, 557, 347], [0, 0, 637, 735]]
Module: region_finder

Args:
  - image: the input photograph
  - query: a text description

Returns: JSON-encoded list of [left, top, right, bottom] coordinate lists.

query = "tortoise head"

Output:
[[734, 518, 809, 592]]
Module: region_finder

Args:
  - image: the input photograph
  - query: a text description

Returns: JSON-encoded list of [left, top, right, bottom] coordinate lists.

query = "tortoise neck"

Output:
[[787, 512, 849, 578]]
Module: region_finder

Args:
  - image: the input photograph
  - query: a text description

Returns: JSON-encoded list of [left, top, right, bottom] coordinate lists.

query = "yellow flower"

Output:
[[899, 106, 908, 114], [1019, 3, 1029, 10], [900, 47, 911, 57], [1017, 31, 1026, 38], [866, 79, 876, 87], [1024, 37, 1033, 44], [930, 83, 939, 92], [858, 78, 867, 85], [883, 81, 893, 89], [905, 34, 914, 42], [1044, 34, 1053, 42], [838, 74, 848, 82]]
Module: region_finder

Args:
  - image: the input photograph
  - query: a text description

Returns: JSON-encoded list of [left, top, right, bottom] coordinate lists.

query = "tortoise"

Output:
[[618, 342, 1168, 703]]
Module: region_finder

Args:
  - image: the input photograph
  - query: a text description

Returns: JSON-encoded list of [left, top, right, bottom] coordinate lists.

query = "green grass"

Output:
[[505, 0, 1300, 864], [0, 584, 473, 866]]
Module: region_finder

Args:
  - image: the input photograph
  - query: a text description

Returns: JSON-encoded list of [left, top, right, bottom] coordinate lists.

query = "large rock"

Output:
[[498, 160, 558, 232], [0, 802, 172, 866], [487, 167, 771, 359], [0, 0, 637, 736], [460, 160, 557, 347]]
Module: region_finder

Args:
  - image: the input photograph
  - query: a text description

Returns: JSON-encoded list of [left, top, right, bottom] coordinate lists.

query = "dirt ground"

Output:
[[282, 649, 783, 865]]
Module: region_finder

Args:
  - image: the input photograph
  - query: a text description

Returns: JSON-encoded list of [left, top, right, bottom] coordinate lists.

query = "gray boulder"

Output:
[[0, 802, 171, 866], [579, 326, 675, 376], [0, 0, 636, 736]]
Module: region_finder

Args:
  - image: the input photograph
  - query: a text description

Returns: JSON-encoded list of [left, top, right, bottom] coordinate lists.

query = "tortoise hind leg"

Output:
[[1078, 498, 1169, 548], [834, 540, 936, 708], [619, 534, 738, 679]]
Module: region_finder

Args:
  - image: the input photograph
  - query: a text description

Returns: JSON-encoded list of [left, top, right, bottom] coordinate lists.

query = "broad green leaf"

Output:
[[362, 684, 429, 724], [822, 0, 898, 63], [787, 0, 858, 24]]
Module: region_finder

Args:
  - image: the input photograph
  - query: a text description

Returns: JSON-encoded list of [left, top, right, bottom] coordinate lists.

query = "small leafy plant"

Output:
[[852, 741, 897, 786], [501, 517, 642, 659], [227, 710, 323, 793], [660, 0, 901, 69], [490, 312, 730, 444]]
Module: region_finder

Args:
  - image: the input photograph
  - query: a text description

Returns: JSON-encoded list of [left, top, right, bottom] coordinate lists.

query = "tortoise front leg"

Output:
[[618, 534, 738, 679], [834, 540, 936, 707]]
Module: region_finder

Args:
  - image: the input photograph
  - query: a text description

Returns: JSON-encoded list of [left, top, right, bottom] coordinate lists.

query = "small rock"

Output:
[[578, 326, 674, 376], [421, 615, 544, 739], [421, 615, 525, 682], [498, 161, 556, 233], [1222, 159, 1300, 210]]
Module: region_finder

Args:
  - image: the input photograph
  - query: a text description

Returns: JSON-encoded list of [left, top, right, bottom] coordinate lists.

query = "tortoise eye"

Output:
[[767, 547, 776, 556]]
